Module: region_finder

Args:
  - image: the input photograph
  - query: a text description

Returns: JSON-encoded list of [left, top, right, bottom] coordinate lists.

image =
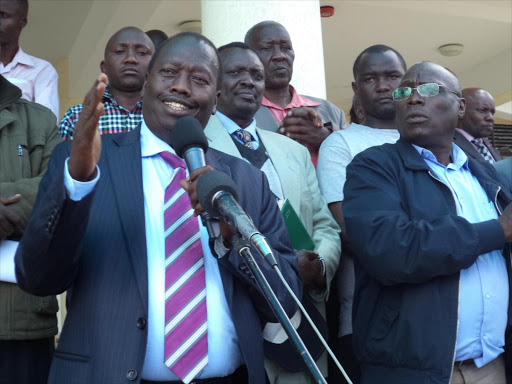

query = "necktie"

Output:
[[234, 128, 256, 149], [160, 152, 208, 383], [471, 139, 495, 164]]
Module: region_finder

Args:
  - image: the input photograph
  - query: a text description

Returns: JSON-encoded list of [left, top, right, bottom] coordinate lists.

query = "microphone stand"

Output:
[[231, 234, 326, 384]]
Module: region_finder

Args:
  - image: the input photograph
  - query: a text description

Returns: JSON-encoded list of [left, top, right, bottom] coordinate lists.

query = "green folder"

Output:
[[278, 198, 315, 251]]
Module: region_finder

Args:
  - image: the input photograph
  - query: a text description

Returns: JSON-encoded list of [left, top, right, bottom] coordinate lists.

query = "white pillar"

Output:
[[201, 0, 326, 99]]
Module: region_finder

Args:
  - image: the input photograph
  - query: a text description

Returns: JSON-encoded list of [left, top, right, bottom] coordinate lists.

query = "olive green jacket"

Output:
[[0, 76, 61, 340]]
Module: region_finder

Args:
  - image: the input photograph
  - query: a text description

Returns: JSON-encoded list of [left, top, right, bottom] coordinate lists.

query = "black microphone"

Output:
[[170, 116, 219, 239], [196, 170, 277, 267]]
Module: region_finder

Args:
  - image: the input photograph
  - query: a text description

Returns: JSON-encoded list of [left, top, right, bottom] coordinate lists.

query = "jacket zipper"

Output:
[[427, 171, 460, 383]]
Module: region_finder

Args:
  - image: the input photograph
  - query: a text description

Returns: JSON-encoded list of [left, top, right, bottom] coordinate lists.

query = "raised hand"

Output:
[[278, 107, 331, 151], [68, 74, 107, 181]]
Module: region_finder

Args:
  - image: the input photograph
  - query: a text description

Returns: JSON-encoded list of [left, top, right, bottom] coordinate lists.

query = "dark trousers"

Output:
[[328, 334, 361, 384], [0, 337, 55, 384]]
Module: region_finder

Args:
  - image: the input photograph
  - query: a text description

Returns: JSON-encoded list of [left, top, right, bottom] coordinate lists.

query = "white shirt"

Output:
[[63, 120, 243, 380], [0, 48, 60, 119]]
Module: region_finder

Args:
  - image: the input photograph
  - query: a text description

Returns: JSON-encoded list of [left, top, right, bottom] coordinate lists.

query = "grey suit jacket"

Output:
[[453, 129, 502, 162], [15, 126, 301, 384], [205, 114, 341, 303], [205, 115, 340, 381], [254, 94, 347, 133]]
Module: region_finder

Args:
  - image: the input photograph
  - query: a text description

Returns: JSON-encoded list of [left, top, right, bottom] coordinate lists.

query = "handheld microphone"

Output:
[[170, 116, 219, 239], [196, 170, 277, 267]]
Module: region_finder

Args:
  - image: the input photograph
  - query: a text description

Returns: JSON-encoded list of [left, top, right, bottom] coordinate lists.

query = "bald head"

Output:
[[458, 88, 495, 138], [101, 27, 154, 94], [406, 62, 461, 95], [245, 20, 286, 45], [104, 27, 154, 58], [395, 61, 466, 153]]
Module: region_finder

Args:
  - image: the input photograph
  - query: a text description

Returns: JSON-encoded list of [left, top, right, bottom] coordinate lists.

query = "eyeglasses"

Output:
[[392, 83, 460, 101]]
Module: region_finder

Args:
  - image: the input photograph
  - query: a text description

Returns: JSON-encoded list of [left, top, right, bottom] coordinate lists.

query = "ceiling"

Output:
[[21, 0, 512, 112]]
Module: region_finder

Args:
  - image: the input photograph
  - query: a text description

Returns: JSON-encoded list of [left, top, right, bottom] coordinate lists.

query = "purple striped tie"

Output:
[[160, 152, 208, 383]]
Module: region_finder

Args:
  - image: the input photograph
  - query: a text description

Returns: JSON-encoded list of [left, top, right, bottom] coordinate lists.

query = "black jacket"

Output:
[[343, 138, 512, 384]]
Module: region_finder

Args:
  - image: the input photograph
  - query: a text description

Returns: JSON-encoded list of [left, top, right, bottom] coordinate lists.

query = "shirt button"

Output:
[[485, 293, 491, 299], [137, 318, 146, 329], [126, 369, 137, 381]]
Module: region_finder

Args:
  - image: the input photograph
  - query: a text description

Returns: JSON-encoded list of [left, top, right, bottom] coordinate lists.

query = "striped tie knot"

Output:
[[160, 151, 186, 170]]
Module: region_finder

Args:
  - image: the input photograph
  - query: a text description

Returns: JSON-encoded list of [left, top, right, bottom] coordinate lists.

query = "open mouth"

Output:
[[164, 101, 191, 111]]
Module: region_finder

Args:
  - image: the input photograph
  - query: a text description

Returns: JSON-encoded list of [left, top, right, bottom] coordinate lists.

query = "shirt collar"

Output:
[[140, 118, 176, 158], [412, 142, 469, 171], [0, 48, 34, 70], [261, 85, 321, 110], [216, 111, 258, 139], [102, 85, 143, 110], [456, 128, 478, 143]]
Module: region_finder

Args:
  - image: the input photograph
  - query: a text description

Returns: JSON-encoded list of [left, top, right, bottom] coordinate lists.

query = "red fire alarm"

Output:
[[320, 6, 335, 18]]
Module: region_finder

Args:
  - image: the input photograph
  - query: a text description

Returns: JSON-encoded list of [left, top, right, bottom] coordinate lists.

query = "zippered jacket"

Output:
[[0, 75, 61, 340], [343, 138, 512, 384]]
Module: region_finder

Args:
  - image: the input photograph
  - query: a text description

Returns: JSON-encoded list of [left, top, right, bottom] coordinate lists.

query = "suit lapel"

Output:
[[483, 137, 502, 161], [204, 114, 244, 161], [454, 130, 482, 160], [106, 127, 148, 309], [254, 106, 279, 132], [257, 128, 300, 207]]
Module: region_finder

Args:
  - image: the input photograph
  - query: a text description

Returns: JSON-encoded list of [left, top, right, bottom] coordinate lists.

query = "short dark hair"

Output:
[[146, 29, 168, 50], [218, 42, 255, 54], [13, 0, 28, 16], [353, 44, 406, 79], [147, 32, 222, 90]]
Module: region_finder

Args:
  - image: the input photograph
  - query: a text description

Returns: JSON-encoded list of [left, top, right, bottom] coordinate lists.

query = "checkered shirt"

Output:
[[59, 86, 143, 140]]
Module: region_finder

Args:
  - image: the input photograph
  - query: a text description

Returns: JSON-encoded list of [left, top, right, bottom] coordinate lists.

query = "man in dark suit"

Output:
[[245, 21, 347, 166], [15, 32, 301, 384], [454, 88, 502, 163]]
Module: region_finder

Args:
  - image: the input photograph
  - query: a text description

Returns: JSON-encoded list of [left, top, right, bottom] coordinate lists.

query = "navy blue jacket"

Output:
[[15, 127, 301, 384], [343, 138, 512, 384]]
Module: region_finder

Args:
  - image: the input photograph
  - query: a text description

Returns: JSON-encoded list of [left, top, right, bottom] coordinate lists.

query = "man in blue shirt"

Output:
[[343, 61, 512, 384]]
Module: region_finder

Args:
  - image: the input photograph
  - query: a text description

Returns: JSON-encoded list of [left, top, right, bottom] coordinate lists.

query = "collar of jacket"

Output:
[[0, 75, 22, 111], [396, 137, 511, 205]]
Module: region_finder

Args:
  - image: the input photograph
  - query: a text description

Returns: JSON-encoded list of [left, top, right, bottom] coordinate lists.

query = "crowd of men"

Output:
[[1, 0, 511, 383]]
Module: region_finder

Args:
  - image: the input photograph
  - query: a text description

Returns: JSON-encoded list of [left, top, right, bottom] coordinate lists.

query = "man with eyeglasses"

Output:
[[343, 61, 512, 384], [454, 88, 501, 164]]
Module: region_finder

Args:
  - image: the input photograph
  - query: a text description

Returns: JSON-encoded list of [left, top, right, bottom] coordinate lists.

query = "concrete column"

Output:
[[201, 0, 326, 99]]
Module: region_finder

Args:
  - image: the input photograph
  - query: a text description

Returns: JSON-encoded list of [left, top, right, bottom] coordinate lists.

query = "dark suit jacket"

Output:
[[15, 127, 301, 384], [453, 129, 502, 162]]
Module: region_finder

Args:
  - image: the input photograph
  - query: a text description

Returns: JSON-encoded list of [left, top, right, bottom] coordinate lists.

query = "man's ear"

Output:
[[20, 16, 27, 29], [211, 90, 221, 115], [458, 97, 466, 120], [100, 61, 106, 74], [351, 81, 358, 94]]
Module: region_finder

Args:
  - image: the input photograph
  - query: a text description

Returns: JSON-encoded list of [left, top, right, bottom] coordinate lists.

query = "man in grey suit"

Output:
[[454, 88, 502, 163], [205, 42, 340, 383], [15, 33, 301, 384], [245, 21, 347, 166]]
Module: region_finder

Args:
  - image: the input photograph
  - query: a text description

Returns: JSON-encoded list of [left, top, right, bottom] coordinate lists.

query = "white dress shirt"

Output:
[[63, 120, 243, 380]]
